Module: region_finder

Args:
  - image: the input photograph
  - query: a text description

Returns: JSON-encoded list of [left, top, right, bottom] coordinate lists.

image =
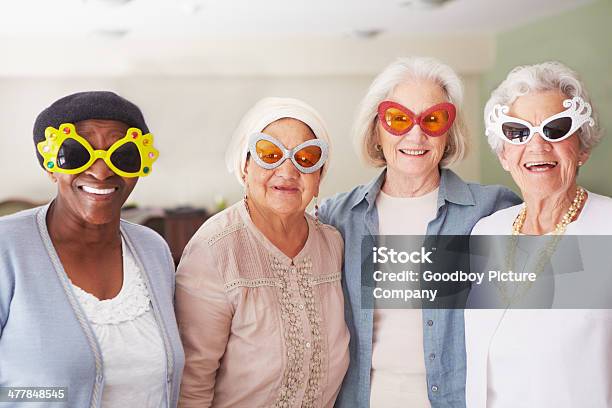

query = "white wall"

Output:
[[0, 73, 483, 209], [0, 34, 490, 209]]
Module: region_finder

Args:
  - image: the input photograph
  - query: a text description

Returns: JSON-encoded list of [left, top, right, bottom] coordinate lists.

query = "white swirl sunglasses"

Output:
[[486, 96, 595, 145]]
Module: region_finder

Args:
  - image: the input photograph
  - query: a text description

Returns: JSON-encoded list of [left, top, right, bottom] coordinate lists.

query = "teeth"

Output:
[[400, 149, 426, 156], [525, 161, 557, 168], [82, 186, 116, 195]]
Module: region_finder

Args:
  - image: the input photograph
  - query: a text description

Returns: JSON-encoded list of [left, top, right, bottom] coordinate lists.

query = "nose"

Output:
[[85, 157, 115, 180], [275, 157, 301, 178], [526, 132, 552, 152], [403, 126, 428, 143]]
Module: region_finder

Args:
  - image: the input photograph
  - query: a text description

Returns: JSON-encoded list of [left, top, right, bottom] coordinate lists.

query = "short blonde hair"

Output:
[[354, 56, 469, 168], [484, 61, 602, 154], [225, 97, 332, 186]]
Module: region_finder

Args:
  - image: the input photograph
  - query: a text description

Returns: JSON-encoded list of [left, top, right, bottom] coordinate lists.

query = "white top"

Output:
[[466, 191, 612, 408], [370, 188, 438, 408], [71, 238, 167, 408]]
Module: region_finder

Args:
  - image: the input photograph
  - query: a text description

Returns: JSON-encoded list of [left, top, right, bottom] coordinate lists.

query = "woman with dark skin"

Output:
[[48, 119, 136, 300], [0, 91, 184, 408]]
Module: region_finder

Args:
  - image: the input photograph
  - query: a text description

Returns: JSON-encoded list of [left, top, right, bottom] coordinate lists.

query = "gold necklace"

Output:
[[500, 187, 587, 305], [512, 186, 586, 235]]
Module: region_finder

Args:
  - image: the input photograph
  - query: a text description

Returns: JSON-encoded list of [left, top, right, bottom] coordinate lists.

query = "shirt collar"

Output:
[[350, 167, 475, 210], [437, 168, 475, 208], [350, 169, 386, 210]]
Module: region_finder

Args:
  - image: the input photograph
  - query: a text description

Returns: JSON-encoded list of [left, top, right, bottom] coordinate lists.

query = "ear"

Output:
[[46, 170, 58, 183], [497, 147, 511, 172], [374, 126, 382, 146], [243, 154, 250, 177], [578, 149, 590, 167]]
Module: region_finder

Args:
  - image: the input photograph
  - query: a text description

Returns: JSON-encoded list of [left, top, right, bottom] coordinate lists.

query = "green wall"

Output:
[[480, 0, 612, 197]]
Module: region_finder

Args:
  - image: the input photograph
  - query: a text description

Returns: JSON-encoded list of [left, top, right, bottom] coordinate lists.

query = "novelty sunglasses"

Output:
[[37, 123, 159, 177], [378, 101, 456, 137], [248, 133, 328, 174], [485, 96, 595, 145]]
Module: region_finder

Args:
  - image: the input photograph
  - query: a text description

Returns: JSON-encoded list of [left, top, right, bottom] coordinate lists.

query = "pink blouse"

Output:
[[175, 201, 350, 408]]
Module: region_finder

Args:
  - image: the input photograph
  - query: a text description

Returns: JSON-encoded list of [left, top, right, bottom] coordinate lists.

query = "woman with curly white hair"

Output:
[[466, 61, 612, 407]]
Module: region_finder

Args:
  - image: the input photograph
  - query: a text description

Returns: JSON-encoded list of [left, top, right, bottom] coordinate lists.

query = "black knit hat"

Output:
[[33, 91, 149, 168]]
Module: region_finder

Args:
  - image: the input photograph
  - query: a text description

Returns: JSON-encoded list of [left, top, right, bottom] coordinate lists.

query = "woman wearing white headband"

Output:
[[175, 97, 349, 407], [466, 61, 612, 407]]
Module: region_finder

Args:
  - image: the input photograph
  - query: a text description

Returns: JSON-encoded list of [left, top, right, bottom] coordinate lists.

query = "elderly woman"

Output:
[[318, 57, 520, 408], [175, 97, 349, 407], [0, 92, 184, 407], [466, 62, 612, 407]]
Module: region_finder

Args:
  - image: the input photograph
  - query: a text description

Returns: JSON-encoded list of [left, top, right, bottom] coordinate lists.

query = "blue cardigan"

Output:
[[0, 204, 185, 408], [319, 169, 521, 408]]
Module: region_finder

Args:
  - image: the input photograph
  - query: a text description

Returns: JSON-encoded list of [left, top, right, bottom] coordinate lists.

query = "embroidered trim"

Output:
[[207, 223, 244, 246], [296, 258, 324, 408], [271, 257, 324, 408], [271, 258, 305, 408], [224, 277, 281, 292], [310, 272, 341, 286]]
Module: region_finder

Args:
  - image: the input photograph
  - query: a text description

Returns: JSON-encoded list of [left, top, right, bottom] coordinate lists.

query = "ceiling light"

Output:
[[353, 29, 383, 39], [399, 0, 454, 9], [180, 0, 206, 15], [83, 0, 135, 6], [93, 29, 130, 38]]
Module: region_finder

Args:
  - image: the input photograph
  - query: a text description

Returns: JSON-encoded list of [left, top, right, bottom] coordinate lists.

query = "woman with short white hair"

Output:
[[466, 61, 612, 407], [175, 97, 350, 407], [319, 57, 520, 408]]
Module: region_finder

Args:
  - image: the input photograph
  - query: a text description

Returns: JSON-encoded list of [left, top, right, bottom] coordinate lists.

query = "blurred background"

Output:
[[0, 0, 609, 257]]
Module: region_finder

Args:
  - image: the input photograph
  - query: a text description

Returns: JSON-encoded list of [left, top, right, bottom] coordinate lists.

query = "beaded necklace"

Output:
[[499, 187, 586, 305], [511, 186, 586, 235]]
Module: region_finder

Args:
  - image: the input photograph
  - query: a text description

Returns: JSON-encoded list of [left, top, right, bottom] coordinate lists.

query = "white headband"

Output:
[[225, 97, 331, 186]]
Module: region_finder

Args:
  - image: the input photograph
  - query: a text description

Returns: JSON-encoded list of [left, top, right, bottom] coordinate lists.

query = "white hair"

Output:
[[225, 97, 332, 186], [484, 61, 602, 154], [353, 56, 469, 168]]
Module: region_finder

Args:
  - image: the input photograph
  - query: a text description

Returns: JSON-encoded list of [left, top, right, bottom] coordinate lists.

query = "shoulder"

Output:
[[578, 191, 612, 232], [182, 202, 247, 256], [471, 204, 522, 235], [465, 181, 515, 198], [465, 182, 521, 208], [584, 191, 612, 212], [309, 213, 344, 252], [120, 219, 175, 282], [0, 206, 40, 230], [319, 181, 372, 226], [440, 169, 521, 214], [321, 184, 366, 212], [0, 206, 43, 250], [120, 218, 168, 248]]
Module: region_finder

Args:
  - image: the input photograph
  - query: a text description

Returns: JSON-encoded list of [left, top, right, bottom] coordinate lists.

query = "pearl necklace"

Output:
[[511, 186, 586, 235], [498, 187, 586, 305]]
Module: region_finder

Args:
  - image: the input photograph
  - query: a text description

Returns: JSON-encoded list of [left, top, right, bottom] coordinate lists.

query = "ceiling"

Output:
[[0, 0, 596, 77], [0, 0, 595, 37]]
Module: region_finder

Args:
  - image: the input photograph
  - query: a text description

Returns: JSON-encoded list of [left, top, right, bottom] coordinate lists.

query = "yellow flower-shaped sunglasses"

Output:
[[37, 123, 159, 177]]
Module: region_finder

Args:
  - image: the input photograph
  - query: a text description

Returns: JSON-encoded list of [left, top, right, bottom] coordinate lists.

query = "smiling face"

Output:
[[244, 118, 321, 217], [49, 119, 138, 226], [377, 78, 450, 179], [498, 90, 590, 198]]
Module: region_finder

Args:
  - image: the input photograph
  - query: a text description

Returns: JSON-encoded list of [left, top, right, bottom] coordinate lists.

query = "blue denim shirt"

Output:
[[319, 168, 521, 408]]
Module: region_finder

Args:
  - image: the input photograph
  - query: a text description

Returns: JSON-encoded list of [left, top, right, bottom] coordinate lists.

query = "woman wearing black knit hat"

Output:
[[0, 91, 184, 408]]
